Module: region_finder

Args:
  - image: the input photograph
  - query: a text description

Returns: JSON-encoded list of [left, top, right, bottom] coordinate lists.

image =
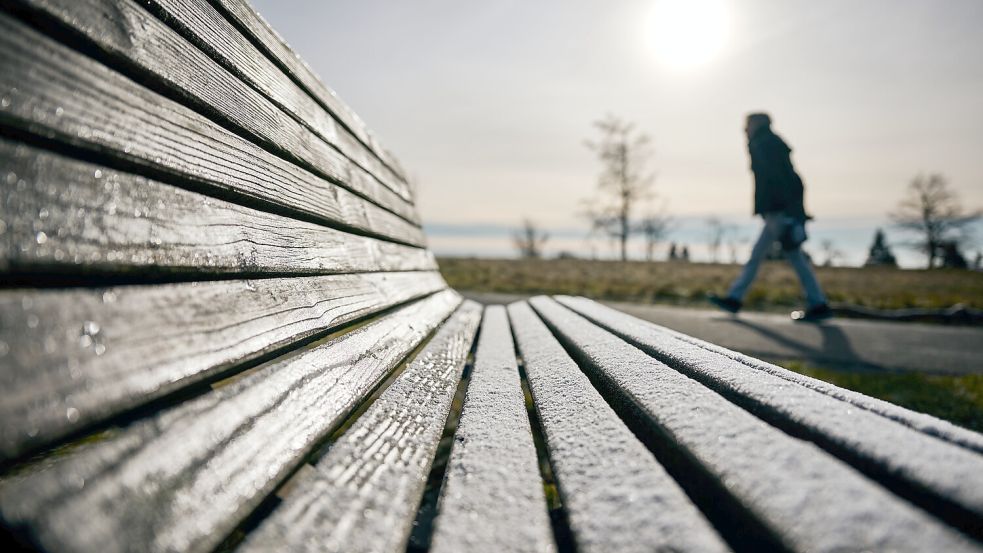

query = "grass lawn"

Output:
[[778, 361, 983, 433], [438, 257, 983, 311]]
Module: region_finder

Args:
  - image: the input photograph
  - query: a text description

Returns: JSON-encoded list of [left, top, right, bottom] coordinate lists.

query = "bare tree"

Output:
[[512, 219, 549, 259], [890, 174, 980, 269], [728, 235, 749, 264], [637, 202, 673, 261], [583, 115, 655, 261], [819, 239, 844, 267], [705, 217, 735, 263]]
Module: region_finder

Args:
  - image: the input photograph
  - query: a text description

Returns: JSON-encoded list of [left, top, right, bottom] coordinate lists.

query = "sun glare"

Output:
[[645, 0, 731, 69]]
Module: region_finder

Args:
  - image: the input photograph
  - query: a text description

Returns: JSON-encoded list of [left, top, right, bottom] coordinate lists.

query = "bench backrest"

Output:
[[0, 0, 446, 463]]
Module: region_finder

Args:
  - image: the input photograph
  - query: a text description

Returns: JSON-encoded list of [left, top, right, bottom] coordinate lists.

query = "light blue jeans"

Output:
[[726, 213, 828, 307]]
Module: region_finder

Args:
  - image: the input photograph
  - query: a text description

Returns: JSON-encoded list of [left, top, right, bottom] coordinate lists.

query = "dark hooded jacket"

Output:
[[748, 126, 808, 220]]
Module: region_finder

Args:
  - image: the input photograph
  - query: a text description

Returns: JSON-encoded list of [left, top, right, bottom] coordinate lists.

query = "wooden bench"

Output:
[[1, 1, 982, 552]]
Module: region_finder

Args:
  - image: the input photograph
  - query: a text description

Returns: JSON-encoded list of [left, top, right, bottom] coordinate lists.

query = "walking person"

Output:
[[709, 113, 833, 322]]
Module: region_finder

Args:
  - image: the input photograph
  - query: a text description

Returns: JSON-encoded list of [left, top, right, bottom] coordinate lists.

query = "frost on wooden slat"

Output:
[[0, 13, 424, 246], [555, 296, 983, 529], [508, 301, 730, 553], [0, 139, 434, 277], [13, 0, 417, 224], [242, 301, 482, 553], [0, 291, 461, 553], [429, 306, 557, 553], [558, 296, 983, 454], [0, 272, 447, 461], [529, 296, 979, 553]]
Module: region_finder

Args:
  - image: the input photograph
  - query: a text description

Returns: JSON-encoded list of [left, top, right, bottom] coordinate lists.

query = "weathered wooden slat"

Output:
[[554, 295, 983, 533], [0, 138, 434, 277], [210, 0, 410, 191], [565, 296, 983, 454], [8, 0, 418, 224], [429, 306, 557, 553], [528, 296, 979, 553], [142, 0, 414, 206], [0, 290, 461, 553], [688, 338, 983, 454], [0, 13, 425, 247], [507, 301, 731, 553], [0, 272, 448, 462], [242, 301, 483, 553]]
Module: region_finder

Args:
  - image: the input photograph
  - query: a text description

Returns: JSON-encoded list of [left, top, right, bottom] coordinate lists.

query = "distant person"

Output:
[[709, 113, 832, 322]]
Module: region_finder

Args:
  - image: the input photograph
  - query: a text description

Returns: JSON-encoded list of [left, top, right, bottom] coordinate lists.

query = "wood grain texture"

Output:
[[507, 301, 731, 553], [0, 272, 448, 461], [209, 0, 410, 191], [0, 290, 461, 553], [0, 139, 434, 277], [8, 0, 416, 223], [142, 0, 414, 207], [555, 296, 983, 532], [0, 13, 425, 246], [242, 301, 483, 553], [429, 306, 557, 553], [529, 296, 979, 553]]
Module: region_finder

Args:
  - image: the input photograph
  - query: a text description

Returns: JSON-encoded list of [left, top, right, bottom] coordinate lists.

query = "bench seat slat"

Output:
[[507, 301, 731, 553], [429, 306, 557, 553], [529, 296, 978, 553], [565, 297, 983, 454], [0, 13, 425, 247], [555, 296, 983, 531], [0, 290, 461, 553], [0, 272, 447, 461], [144, 0, 413, 208], [242, 301, 483, 553], [210, 0, 409, 190], [0, 138, 434, 277], [12, 0, 417, 225]]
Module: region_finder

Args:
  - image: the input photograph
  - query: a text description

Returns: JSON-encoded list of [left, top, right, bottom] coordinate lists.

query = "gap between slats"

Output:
[[524, 300, 800, 553], [209, 302, 469, 553], [515, 355, 578, 553]]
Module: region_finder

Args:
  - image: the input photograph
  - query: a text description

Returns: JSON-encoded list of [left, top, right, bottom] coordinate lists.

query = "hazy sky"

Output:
[[251, 0, 983, 262]]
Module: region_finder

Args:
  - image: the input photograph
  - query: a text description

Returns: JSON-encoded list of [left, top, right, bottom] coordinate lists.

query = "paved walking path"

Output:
[[462, 292, 983, 375]]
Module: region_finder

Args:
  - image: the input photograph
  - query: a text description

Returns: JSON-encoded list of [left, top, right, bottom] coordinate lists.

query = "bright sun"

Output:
[[645, 0, 731, 69]]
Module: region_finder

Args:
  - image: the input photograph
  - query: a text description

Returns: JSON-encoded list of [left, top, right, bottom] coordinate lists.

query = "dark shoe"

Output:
[[708, 294, 742, 314], [791, 303, 833, 322]]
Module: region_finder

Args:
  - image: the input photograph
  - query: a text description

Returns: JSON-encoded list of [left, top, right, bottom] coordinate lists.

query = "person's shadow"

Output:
[[723, 317, 884, 371]]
